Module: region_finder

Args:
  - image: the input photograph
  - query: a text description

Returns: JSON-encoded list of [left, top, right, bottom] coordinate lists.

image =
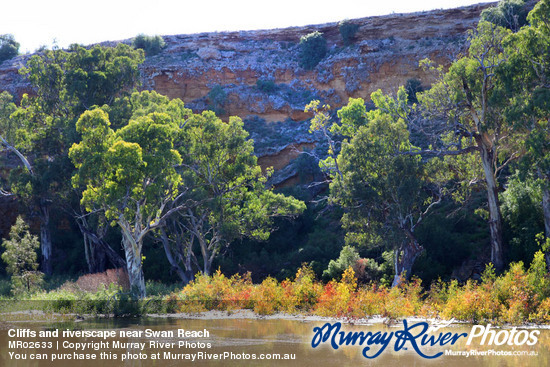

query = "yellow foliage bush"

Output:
[[165, 256, 550, 324]]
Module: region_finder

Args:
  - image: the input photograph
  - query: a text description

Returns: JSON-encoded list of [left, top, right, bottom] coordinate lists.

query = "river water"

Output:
[[0, 316, 548, 366]]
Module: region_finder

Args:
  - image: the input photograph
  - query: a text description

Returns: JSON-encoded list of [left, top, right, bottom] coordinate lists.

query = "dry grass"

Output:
[[72, 268, 130, 292]]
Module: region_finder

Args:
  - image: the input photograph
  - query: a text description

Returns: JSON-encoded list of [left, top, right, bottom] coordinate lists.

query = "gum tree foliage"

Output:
[[417, 21, 521, 271], [481, 0, 529, 32], [501, 175, 544, 264], [70, 107, 184, 298], [1, 216, 43, 295], [500, 0, 550, 231], [0, 92, 22, 196], [70, 90, 305, 293], [132, 34, 166, 57], [498, 0, 550, 267], [307, 90, 447, 286], [0, 34, 19, 64], [159, 110, 306, 282], [6, 44, 143, 274], [298, 31, 327, 70], [0, 91, 17, 144]]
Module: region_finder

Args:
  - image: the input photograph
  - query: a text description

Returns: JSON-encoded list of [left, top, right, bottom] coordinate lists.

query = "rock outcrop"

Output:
[[0, 3, 496, 187]]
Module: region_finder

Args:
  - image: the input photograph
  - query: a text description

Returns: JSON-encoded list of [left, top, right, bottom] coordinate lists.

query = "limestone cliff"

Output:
[[0, 2, 496, 187]]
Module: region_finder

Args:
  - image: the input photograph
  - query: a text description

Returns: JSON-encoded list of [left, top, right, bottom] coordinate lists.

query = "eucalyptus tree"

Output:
[[70, 108, 184, 298], [417, 21, 521, 271], [160, 111, 306, 282], [71, 90, 306, 292], [492, 0, 550, 269], [6, 44, 143, 274], [480, 0, 530, 32], [308, 90, 448, 286], [499, 0, 550, 236], [0, 91, 26, 197], [0, 34, 19, 63]]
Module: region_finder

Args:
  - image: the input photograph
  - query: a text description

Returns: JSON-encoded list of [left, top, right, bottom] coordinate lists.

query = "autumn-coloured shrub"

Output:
[[162, 255, 550, 324], [423, 278, 452, 316], [252, 277, 284, 315], [494, 262, 536, 323], [280, 265, 323, 312], [383, 278, 424, 319], [353, 284, 387, 316], [175, 270, 254, 312], [442, 279, 501, 322], [528, 250, 550, 302], [532, 298, 550, 323], [314, 267, 357, 317]]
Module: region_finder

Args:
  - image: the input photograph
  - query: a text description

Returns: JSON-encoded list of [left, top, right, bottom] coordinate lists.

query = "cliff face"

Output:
[[0, 3, 495, 187]]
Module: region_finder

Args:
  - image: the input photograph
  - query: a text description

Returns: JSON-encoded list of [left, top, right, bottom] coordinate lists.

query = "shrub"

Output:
[[74, 268, 130, 292], [442, 280, 501, 322], [0, 277, 11, 296], [281, 265, 322, 312], [354, 257, 387, 283], [252, 277, 283, 315], [323, 245, 359, 280], [132, 34, 165, 57], [175, 270, 253, 312], [494, 262, 536, 323], [480, 0, 528, 32], [256, 79, 278, 94], [354, 284, 387, 316], [533, 297, 550, 323], [1, 216, 43, 296], [383, 278, 424, 319], [423, 278, 449, 316], [528, 250, 550, 302], [0, 34, 19, 64], [298, 31, 327, 70], [146, 280, 180, 296], [207, 84, 228, 115], [315, 267, 357, 317], [339, 20, 359, 46]]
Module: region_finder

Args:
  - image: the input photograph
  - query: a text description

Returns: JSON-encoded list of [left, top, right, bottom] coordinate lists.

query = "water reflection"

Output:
[[0, 317, 548, 366]]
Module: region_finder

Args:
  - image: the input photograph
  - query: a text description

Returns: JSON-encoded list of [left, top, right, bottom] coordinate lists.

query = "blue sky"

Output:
[[1, 0, 489, 53]]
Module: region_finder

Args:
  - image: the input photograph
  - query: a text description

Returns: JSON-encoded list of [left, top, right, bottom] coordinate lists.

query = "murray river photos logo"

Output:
[[310, 320, 540, 359]]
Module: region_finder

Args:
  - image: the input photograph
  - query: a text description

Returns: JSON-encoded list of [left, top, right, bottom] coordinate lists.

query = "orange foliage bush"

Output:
[[165, 258, 550, 324], [252, 277, 284, 315], [174, 270, 254, 312], [314, 267, 357, 317]]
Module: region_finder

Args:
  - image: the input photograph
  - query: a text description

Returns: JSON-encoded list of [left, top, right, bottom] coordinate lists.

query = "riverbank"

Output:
[[3, 309, 550, 331], [1, 260, 550, 326]]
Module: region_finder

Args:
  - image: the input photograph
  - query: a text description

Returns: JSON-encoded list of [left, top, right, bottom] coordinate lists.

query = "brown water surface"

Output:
[[0, 316, 548, 366]]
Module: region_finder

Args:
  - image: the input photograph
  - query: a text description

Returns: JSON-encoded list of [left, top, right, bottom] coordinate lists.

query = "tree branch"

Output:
[[0, 135, 33, 175], [399, 145, 480, 157]]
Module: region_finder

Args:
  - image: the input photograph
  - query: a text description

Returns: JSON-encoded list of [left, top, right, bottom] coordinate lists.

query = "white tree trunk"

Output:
[[159, 230, 191, 284], [392, 237, 423, 288], [479, 143, 504, 271], [121, 230, 146, 298], [39, 203, 52, 275], [198, 237, 213, 276]]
